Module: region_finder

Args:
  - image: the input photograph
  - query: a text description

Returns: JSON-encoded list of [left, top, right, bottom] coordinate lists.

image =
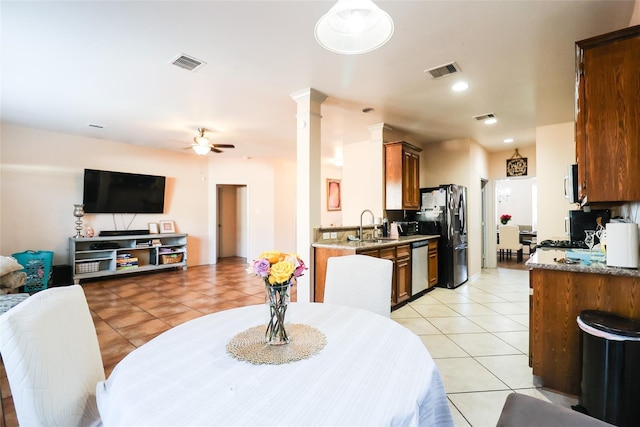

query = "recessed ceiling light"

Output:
[[452, 81, 469, 92], [484, 117, 497, 125], [504, 138, 514, 143]]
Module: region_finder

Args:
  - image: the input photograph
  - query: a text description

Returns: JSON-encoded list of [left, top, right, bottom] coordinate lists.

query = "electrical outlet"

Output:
[[330, 232, 337, 239], [323, 232, 330, 239]]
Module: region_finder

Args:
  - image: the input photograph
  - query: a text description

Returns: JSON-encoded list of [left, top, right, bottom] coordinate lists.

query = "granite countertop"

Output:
[[312, 234, 439, 250], [527, 248, 640, 278]]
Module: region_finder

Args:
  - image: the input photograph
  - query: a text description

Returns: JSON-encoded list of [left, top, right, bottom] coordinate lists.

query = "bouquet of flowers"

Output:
[[249, 250, 306, 286], [248, 251, 306, 345], [500, 214, 512, 224]]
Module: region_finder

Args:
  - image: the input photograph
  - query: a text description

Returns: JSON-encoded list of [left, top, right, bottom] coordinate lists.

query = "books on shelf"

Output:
[[116, 254, 138, 270]]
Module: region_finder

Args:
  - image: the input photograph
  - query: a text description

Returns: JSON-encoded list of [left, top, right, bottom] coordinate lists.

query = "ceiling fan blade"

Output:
[[210, 147, 223, 153], [212, 144, 234, 149]]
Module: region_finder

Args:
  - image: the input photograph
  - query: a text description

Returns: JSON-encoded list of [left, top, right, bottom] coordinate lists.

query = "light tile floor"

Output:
[[1, 260, 579, 427], [392, 267, 579, 426]]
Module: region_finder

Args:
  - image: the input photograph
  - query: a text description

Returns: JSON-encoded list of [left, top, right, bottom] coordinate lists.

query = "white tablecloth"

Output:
[[96, 303, 453, 426]]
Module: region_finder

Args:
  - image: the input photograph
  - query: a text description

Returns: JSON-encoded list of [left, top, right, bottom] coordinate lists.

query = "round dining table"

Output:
[[96, 302, 453, 426]]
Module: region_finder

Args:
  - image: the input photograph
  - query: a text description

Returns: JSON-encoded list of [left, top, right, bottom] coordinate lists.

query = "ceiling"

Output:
[[1, 1, 636, 164]]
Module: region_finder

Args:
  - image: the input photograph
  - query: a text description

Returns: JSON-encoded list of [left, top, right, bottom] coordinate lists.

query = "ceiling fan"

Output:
[[190, 128, 235, 155]]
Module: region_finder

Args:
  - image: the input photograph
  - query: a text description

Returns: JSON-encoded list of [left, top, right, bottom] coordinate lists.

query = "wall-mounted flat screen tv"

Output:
[[83, 169, 166, 214]]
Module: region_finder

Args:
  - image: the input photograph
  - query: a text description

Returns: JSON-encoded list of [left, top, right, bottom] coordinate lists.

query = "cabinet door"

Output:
[[576, 28, 640, 202], [379, 247, 397, 305], [396, 255, 411, 304], [428, 240, 438, 287], [403, 152, 420, 210]]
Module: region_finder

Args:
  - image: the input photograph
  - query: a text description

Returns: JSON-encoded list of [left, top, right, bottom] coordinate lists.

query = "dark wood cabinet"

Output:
[[428, 240, 438, 288], [313, 242, 415, 308], [575, 25, 640, 203], [385, 141, 422, 210], [395, 244, 411, 304]]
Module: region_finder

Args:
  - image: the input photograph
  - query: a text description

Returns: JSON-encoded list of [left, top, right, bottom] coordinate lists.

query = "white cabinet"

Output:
[[69, 233, 188, 284]]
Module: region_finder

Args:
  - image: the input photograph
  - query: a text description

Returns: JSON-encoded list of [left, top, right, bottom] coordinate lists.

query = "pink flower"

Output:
[[293, 258, 307, 278]]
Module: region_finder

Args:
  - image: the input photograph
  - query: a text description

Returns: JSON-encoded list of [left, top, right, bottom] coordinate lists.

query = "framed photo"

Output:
[[148, 222, 160, 234], [327, 179, 341, 211], [159, 220, 176, 234]]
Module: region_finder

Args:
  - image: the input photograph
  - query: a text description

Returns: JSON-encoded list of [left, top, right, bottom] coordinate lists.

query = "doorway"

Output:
[[216, 185, 248, 260]]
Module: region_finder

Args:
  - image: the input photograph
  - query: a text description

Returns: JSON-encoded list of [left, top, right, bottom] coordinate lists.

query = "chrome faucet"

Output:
[[360, 209, 375, 240]]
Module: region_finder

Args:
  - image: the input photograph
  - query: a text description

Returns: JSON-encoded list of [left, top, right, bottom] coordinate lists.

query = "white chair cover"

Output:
[[0, 285, 105, 427], [324, 254, 393, 317], [498, 225, 523, 252]]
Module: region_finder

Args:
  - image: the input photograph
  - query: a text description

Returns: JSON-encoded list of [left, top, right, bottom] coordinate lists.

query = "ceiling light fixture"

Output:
[[452, 82, 469, 92], [192, 144, 211, 155], [484, 117, 497, 125], [504, 138, 514, 143], [315, 0, 394, 55], [194, 127, 209, 145]]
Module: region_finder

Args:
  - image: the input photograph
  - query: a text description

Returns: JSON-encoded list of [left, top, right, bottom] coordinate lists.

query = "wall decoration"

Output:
[[506, 149, 528, 177], [327, 179, 341, 211], [148, 222, 160, 234], [159, 220, 175, 233]]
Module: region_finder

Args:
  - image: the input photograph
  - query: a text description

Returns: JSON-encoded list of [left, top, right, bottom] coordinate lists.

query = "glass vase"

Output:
[[265, 283, 290, 345]]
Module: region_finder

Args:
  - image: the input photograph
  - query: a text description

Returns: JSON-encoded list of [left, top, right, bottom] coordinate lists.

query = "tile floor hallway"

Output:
[[1, 258, 577, 426]]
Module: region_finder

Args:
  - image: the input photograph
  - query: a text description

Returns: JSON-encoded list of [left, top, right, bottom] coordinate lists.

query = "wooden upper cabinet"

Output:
[[384, 141, 422, 210], [575, 25, 640, 203]]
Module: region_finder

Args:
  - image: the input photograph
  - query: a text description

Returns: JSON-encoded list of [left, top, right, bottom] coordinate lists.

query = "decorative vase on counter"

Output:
[[265, 283, 291, 345]]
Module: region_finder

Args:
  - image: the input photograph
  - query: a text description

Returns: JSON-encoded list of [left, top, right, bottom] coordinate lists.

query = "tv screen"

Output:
[[83, 169, 166, 214]]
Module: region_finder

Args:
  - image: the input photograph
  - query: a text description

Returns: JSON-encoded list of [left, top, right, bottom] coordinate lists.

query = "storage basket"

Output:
[[161, 253, 183, 264], [11, 250, 54, 293], [76, 261, 100, 274]]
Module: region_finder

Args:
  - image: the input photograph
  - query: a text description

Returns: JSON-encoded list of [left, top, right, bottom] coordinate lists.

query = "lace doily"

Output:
[[226, 323, 326, 365]]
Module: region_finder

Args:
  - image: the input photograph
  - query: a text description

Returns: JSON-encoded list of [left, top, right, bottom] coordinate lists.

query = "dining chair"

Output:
[[497, 393, 610, 426], [497, 225, 524, 262], [0, 285, 105, 427], [324, 254, 393, 317]]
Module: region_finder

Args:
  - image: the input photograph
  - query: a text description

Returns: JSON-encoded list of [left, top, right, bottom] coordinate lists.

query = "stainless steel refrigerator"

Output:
[[418, 184, 468, 289]]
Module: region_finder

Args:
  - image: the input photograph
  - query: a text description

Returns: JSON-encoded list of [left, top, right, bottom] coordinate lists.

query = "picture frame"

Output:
[[148, 222, 160, 234], [159, 220, 176, 234], [327, 179, 341, 211]]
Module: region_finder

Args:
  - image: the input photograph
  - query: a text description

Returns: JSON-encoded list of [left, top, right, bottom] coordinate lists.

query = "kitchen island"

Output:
[[312, 234, 439, 308], [527, 249, 640, 395]]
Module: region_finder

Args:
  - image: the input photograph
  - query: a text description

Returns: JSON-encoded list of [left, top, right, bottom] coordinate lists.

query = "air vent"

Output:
[[425, 62, 461, 78], [473, 113, 495, 121], [170, 54, 206, 72]]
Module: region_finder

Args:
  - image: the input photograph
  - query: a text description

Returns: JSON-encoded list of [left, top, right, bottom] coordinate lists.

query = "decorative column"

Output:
[[290, 88, 327, 302]]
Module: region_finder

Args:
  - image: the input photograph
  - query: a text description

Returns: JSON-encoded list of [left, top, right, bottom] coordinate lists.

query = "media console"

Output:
[[69, 233, 187, 284]]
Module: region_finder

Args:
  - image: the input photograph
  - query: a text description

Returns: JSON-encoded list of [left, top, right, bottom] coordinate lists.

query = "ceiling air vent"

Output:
[[473, 113, 495, 121], [170, 54, 206, 72], [425, 62, 461, 78]]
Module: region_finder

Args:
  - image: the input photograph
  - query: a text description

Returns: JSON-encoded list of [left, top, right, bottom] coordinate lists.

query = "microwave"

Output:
[[564, 164, 579, 204], [568, 209, 610, 242]]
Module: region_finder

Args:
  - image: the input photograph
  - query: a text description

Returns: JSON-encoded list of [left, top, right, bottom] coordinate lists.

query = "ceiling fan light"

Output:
[[194, 135, 209, 145], [315, 0, 394, 55], [192, 144, 210, 155]]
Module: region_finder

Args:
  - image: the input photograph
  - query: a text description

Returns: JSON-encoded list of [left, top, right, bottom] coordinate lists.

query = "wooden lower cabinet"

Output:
[[313, 243, 413, 308], [530, 268, 640, 395], [395, 245, 411, 305]]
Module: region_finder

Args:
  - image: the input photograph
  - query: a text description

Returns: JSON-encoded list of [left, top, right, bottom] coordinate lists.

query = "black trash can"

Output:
[[577, 310, 640, 426]]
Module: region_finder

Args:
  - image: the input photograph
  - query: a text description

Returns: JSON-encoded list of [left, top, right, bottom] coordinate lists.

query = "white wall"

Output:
[[535, 122, 576, 240], [495, 178, 536, 229], [342, 140, 385, 225], [1, 124, 286, 268]]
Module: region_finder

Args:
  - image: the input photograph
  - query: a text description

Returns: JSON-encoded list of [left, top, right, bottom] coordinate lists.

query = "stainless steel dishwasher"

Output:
[[411, 240, 429, 295]]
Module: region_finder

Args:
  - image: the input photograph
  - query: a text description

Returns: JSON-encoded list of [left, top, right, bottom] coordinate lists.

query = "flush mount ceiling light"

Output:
[[504, 138, 514, 143], [452, 81, 469, 92], [315, 0, 394, 55]]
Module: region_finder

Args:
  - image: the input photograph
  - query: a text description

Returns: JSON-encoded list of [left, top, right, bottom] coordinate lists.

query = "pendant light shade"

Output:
[[315, 0, 394, 55]]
